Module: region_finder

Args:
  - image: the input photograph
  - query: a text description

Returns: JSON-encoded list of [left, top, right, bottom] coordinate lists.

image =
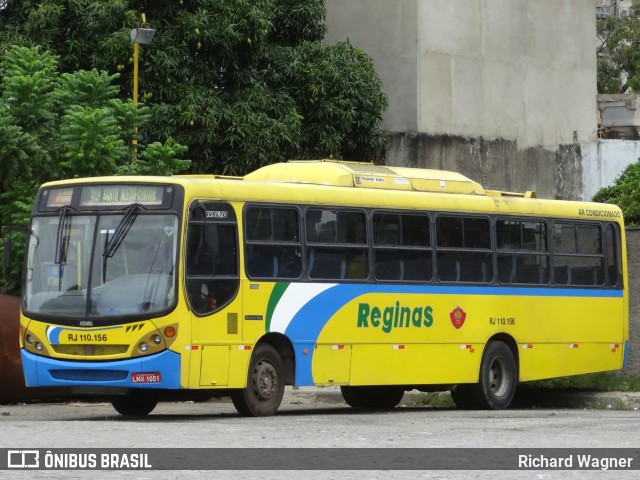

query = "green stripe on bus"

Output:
[[266, 282, 290, 332]]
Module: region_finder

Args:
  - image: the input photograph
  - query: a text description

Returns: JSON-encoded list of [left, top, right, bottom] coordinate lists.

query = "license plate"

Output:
[[131, 372, 162, 383]]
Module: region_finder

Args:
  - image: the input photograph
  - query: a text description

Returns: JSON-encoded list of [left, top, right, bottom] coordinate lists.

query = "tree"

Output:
[[0, 45, 190, 291], [593, 161, 640, 226], [0, 1, 388, 175], [597, 3, 640, 94]]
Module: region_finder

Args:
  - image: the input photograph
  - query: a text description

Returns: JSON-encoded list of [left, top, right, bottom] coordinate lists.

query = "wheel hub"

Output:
[[254, 361, 277, 400], [489, 357, 509, 397]]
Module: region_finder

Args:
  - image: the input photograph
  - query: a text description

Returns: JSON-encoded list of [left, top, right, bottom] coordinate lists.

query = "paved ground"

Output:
[[284, 386, 640, 410], [3, 390, 640, 480], [3, 385, 640, 410]]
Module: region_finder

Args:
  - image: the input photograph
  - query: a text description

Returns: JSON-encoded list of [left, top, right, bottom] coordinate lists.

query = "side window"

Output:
[[496, 219, 549, 285], [373, 212, 432, 281], [553, 223, 604, 286], [186, 202, 239, 315], [244, 206, 302, 279], [436, 216, 492, 283], [605, 223, 621, 288], [305, 208, 368, 280]]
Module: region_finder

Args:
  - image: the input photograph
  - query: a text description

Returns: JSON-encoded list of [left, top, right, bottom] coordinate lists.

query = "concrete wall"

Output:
[[325, 0, 599, 200], [626, 229, 640, 375], [324, 1, 640, 376], [583, 140, 640, 200]]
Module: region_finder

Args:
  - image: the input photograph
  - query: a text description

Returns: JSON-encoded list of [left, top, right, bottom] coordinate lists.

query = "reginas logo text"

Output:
[[357, 302, 433, 334]]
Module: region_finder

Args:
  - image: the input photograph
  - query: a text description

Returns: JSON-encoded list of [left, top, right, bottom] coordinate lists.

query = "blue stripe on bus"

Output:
[[21, 349, 181, 389], [284, 283, 623, 385]]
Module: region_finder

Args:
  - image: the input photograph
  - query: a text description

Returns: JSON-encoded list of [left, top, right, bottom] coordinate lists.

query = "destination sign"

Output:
[[79, 185, 165, 207], [46, 188, 74, 208]]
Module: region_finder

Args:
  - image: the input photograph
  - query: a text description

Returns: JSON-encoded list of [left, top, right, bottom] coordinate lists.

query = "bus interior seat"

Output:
[[554, 265, 570, 285], [459, 254, 488, 282], [309, 250, 346, 279], [376, 259, 405, 281], [515, 263, 546, 284], [497, 256, 516, 283], [247, 254, 279, 278], [403, 258, 431, 281], [569, 266, 600, 286], [42, 262, 78, 291], [437, 254, 460, 282]]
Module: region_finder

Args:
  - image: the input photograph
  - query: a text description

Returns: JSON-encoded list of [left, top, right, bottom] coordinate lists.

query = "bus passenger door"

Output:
[[184, 201, 242, 387]]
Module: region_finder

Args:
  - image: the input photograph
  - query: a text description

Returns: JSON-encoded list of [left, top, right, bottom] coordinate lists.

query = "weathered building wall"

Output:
[[625, 229, 640, 375], [324, 1, 640, 376], [386, 133, 583, 199], [583, 140, 640, 200], [325, 0, 597, 200]]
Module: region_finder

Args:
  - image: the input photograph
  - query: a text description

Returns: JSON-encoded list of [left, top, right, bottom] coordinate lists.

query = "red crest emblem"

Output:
[[450, 306, 466, 329]]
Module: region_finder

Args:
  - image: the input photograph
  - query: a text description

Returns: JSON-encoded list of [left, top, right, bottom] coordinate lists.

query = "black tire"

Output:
[[473, 341, 517, 409], [451, 342, 517, 410], [111, 393, 158, 416], [232, 344, 285, 417], [340, 386, 405, 410], [449, 384, 477, 409]]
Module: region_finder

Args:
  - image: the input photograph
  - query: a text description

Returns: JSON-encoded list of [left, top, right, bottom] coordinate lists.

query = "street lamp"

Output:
[[130, 14, 155, 148], [130, 13, 156, 104]]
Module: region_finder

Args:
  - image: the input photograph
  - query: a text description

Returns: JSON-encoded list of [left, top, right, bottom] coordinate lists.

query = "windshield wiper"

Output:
[[103, 204, 142, 259], [54, 206, 72, 265]]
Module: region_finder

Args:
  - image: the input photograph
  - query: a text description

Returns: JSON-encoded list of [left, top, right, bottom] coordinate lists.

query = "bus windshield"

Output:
[[24, 212, 179, 321]]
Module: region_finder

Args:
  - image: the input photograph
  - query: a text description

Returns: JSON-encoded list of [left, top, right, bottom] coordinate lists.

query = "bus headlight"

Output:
[[130, 324, 178, 358], [25, 334, 34, 345], [35, 342, 44, 352]]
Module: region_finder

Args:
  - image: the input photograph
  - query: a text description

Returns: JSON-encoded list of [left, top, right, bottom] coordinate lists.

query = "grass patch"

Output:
[[523, 372, 640, 392], [403, 391, 455, 408]]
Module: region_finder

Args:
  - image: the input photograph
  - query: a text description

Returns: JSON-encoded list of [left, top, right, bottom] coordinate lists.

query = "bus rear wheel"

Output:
[[340, 386, 405, 410], [232, 344, 285, 417], [111, 393, 158, 416], [451, 341, 517, 410]]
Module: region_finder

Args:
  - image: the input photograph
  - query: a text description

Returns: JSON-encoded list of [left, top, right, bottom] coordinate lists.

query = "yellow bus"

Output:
[[15, 160, 628, 416]]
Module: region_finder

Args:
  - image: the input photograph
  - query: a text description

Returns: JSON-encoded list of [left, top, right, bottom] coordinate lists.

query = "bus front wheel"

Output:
[[232, 344, 285, 417], [111, 393, 158, 416], [340, 386, 405, 410]]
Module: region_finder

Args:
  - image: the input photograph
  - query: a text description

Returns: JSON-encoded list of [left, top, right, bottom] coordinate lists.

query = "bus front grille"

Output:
[[51, 345, 129, 356]]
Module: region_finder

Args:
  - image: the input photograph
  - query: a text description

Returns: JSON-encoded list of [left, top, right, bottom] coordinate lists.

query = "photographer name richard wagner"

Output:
[[519, 454, 634, 470]]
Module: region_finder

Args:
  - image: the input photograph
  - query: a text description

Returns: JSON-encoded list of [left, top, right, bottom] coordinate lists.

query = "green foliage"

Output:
[[1, 45, 58, 139], [55, 69, 121, 107], [270, 0, 326, 46], [213, 83, 303, 175], [1, 0, 388, 175], [592, 161, 640, 225], [0, 109, 44, 191], [526, 372, 640, 392], [268, 41, 388, 162], [0, 45, 190, 292], [58, 105, 127, 177], [597, 9, 640, 93], [0, 0, 388, 289], [119, 138, 190, 176]]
